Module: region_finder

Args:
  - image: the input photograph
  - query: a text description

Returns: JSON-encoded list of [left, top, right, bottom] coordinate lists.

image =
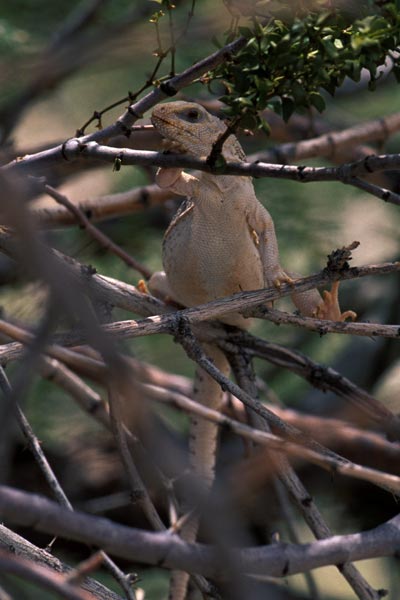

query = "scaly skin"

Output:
[[148, 101, 356, 599]]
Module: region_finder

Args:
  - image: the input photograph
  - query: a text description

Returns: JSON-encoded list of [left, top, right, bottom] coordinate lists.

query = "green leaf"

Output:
[[281, 97, 295, 121], [259, 118, 271, 136], [309, 91, 326, 112], [211, 3, 400, 131], [321, 37, 339, 58], [291, 81, 306, 103]]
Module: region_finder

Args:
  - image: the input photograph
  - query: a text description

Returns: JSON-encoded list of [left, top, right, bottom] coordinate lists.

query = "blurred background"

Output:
[[0, 1, 399, 598]]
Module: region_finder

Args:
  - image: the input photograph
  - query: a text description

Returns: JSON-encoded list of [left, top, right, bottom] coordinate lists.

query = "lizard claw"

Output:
[[272, 270, 295, 289], [314, 281, 357, 322], [137, 279, 149, 294]]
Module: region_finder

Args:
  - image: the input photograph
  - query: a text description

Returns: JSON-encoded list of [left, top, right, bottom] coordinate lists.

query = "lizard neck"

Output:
[[202, 172, 254, 197]]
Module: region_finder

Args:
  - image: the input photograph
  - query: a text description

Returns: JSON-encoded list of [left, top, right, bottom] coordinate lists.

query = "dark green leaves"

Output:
[[211, 2, 400, 131]]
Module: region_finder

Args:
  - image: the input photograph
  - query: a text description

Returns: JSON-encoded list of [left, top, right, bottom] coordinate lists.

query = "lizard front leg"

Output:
[[247, 201, 293, 292], [247, 202, 356, 321], [155, 167, 200, 197]]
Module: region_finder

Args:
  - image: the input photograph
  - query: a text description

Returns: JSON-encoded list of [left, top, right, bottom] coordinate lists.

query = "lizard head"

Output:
[[151, 101, 245, 160]]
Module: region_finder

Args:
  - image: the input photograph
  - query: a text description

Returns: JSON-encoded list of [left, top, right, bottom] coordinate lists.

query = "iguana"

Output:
[[148, 101, 355, 599]]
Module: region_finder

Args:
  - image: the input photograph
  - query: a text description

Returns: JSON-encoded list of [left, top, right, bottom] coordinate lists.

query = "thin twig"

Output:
[[0, 366, 72, 509], [34, 184, 175, 228], [144, 384, 400, 477], [0, 550, 93, 600], [44, 184, 152, 279], [228, 351, 321, 599], [39, 354, 174, 524], [107, 386, 166, 531], [254, 305, 400, 338], [146, 373, 388, 600], [223, 330, 400, 439], [228, 351, 374, 600], [0, 225, 397, 341], [4, 35, 247, 173], [64, 552, 104, 584], [173, 327, 400, 495], [0, 368, 139, 600], [273, 480, 321, 600], [1, 301, 398, 440], [250, 111, 400, 163]]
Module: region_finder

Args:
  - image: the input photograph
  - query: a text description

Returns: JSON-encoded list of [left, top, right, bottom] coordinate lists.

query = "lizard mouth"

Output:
[[161, 138, 187, 154], [152, 115, 187, 150], [152, 114, 201, 153]]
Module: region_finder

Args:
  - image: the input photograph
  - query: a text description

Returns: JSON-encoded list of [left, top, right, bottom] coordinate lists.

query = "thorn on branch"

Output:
[[81, 264, 97, 278]]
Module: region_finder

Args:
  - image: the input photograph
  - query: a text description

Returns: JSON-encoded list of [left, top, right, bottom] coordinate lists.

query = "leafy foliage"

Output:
[[211, 1, 400, 130]]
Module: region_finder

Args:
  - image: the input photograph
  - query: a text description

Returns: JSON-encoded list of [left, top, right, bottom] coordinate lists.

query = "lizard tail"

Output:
[[168, 343, 229, 600]]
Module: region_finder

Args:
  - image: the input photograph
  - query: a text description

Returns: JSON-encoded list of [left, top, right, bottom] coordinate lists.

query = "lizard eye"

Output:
[[186, 109, 201, 121]]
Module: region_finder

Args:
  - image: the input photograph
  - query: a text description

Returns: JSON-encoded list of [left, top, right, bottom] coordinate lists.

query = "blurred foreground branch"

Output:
[[0, 485, 399, 581]]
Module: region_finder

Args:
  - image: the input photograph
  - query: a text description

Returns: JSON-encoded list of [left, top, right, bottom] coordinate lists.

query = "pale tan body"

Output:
[[162, 175, 277, 325], [149, 101, 354, 599]]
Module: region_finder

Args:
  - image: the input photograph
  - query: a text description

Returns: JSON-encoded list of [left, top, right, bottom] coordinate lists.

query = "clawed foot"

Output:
[[271, 270, 295, 290], [314, 281, 357, 322]]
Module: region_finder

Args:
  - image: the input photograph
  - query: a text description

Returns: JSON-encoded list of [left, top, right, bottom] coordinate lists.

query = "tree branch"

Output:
[[43, 184, 152, 279], [143, 381, 400, 493], [250, 111, 400, 163], [3, 35, 247, 174], [0, 549, 95, 600], [253, 306, 400, 339], [0, 486, 399, 581], [8, 143, 400, 205], [33, 185, 176, 227], [0, 525, 123, 600]]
